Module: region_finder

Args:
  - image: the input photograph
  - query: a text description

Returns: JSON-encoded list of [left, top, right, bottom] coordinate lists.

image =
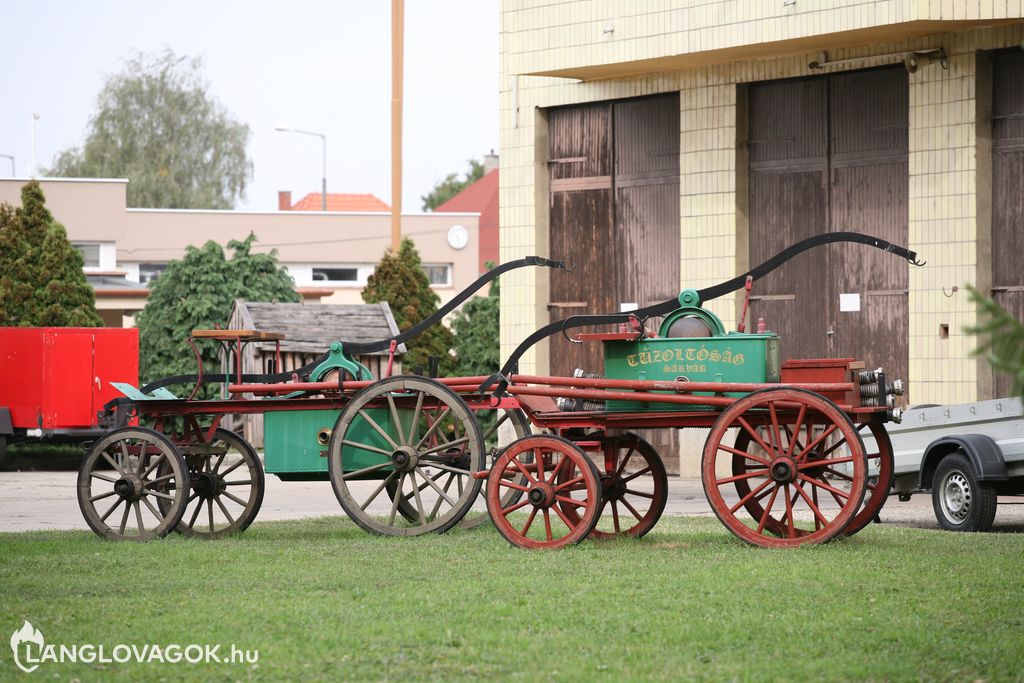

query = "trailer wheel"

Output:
[[702, 388, 867, 547], [0, 435, 6, 468], [329, 376, 484, 536], [487, 435, 602, 549], [932, 452, 997, 532], [557, 434, 668, 539], [159, 429, 265, 538], [77, 427, 189, 541]]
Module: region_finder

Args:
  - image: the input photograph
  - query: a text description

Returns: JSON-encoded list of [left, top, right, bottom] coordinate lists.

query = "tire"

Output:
[[0, 435, 7, 468], [931, 452, 997, 532]]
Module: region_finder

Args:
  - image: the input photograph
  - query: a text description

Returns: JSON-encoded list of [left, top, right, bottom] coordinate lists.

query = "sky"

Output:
[[0, 0, 499, 212]]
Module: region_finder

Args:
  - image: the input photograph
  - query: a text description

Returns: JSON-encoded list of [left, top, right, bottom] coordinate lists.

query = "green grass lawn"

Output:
[[1, 516, 1022, 682]]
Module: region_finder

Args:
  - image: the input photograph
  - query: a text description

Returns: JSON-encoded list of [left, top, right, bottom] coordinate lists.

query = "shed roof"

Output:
[[232, 300, 406, 356]]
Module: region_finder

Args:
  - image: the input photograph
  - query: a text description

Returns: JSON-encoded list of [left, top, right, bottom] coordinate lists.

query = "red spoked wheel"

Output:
[[730, 419, 894, 539], [702, 388, 867, 547], [487, 435, 602, 549], [558, 434, 668, 539]]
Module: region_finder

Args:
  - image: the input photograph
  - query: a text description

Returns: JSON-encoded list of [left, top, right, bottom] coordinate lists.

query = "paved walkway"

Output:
[[2, 469, 1022, 534]]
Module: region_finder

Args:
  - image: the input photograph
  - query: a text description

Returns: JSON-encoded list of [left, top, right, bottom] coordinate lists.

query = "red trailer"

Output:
[[0, 327, 138, 463]]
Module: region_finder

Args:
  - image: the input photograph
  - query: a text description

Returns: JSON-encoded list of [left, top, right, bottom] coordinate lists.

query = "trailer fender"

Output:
[[0, 408, 12, 436], [919, 435, 1008, 489]]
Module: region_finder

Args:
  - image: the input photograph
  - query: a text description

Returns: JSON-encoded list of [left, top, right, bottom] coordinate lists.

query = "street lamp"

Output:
[[275, 124, 327, 211]]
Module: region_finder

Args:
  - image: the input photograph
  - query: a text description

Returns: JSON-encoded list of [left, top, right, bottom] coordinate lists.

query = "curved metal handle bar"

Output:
[[480, 231, 922, 396], [133, 256, 566, 398]]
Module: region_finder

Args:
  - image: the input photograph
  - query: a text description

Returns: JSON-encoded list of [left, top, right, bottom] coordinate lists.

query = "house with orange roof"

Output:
[[278, 191, 391, 213]]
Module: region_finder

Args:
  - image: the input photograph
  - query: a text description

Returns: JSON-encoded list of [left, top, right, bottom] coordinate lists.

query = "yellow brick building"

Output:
[[499, 0, 1023, 414]]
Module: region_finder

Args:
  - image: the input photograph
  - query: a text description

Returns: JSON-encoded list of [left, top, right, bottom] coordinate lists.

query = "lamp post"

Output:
[[275, 125, 327, 211]]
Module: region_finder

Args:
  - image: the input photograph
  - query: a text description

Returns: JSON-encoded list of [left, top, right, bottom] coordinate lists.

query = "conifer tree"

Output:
[[0, 181, 102, 327], [362, 238, 456, 375]]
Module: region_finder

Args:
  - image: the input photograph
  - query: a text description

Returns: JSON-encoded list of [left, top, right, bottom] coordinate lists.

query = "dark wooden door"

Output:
[[748, 68, 909, 382], [548, 102, 616, 380], [548, 95, 680, 379], [748, 78, 831, 361], [828, 68, 909, 381], [548, 95, 681, 469], [992, 50, 1024, 398]]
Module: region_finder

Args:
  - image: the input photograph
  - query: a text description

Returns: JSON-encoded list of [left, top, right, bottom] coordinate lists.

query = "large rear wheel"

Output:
[[702, 388, 867, 547], [329, 376, 484, 536]]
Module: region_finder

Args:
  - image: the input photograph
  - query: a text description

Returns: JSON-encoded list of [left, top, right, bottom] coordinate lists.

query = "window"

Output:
[[312, 267, 359, 283], [73, 243, 101, 268], [139, 263, 167, 284], [422, 264, 451, 286]]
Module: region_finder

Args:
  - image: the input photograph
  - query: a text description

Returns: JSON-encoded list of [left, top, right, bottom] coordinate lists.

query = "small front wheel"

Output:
[[931, 452, 997, 532], [487, 435, 602, 549], [77, 428, 190, 541]]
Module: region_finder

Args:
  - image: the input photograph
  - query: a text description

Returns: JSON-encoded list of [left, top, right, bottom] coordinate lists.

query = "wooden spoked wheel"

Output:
[[159, 428, 265, 538], [77, 427, 189, 541], [702, 388, 867, 547], [730, 420, 894, 539], [328, 376, 484, 536], [486, 435, 602, 549], [558, 434, 668, 539]]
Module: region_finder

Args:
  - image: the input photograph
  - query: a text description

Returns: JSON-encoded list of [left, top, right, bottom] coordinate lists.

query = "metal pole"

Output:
[[390, 0, 404, 251], [321, 134, 327, 211], [30, 113, 39, 177], [274, 125, 327, 210]]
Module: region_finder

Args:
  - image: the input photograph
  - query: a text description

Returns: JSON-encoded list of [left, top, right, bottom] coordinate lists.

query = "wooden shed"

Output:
[[225, 299, 406, 446]]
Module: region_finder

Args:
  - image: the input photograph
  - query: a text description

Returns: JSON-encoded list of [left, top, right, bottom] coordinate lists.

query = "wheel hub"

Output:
[[527, 483, 555, 508], [942, 473, 971, 521], [391, 446, 419, 472], [114, 475, 143, 501], [192, 472, 225, 499], [769, 456, 798, 484], [600, 473, 626, 501]]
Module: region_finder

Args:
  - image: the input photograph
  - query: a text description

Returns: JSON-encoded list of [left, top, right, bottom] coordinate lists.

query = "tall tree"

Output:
[[136, 234, 298, 387], [0, 180, 102, 327], [46, 49, 252, 209], [362, 238, 456, 375], [421, 159, 485, 211]]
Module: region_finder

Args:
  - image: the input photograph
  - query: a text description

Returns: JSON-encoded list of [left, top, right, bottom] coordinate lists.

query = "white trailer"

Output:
[[864, 397, 1024, 531]]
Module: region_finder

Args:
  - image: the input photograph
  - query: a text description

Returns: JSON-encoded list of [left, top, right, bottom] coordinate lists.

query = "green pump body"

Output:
[[602, 289, 780, 411]]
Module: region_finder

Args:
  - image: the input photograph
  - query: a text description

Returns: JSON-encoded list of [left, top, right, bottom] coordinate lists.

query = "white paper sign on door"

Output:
[[839, 293, 861, 312]]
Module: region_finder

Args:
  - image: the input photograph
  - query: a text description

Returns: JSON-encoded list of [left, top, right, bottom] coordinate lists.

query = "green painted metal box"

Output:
[[602, 332, 780, 411], [264, 408, 409, 480]]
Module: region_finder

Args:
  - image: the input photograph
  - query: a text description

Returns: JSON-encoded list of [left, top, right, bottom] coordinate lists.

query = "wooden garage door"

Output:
[[992, 50, 1024, 399], [748, 67, 909, 383], [548, 94, 680, 469], [547, 94, 680, 379]]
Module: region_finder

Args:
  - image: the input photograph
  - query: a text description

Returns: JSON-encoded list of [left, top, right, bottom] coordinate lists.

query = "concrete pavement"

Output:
[[2, 468, 1022, 534]]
